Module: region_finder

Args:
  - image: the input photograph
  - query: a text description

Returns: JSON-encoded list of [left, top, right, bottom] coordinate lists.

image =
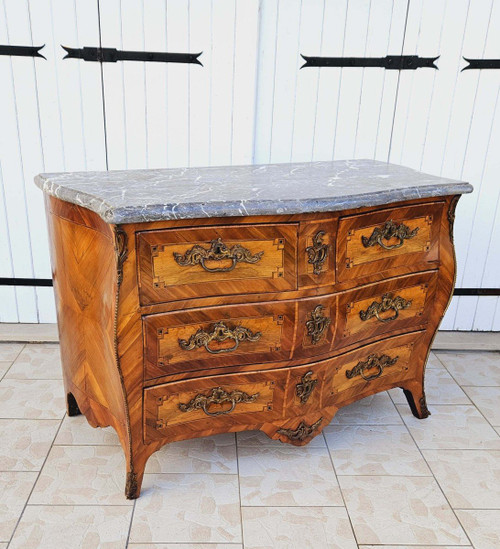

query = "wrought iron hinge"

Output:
[[301, 54, 439, 70], [62, 46, 202, 65], [0, 44, 46, 59]]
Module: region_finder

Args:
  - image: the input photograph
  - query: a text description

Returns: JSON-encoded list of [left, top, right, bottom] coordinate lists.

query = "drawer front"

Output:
[[325, 331, 423, 406], [144, 370, 286, 442], [337, 271, 436, 348], [337, 202, 442, 282], [143, 302, 295, 380], [137, 223, 298, 304]]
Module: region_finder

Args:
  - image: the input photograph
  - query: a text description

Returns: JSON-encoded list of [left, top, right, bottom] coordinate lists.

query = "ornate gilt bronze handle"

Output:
[[359, 293, 412, 323], [306, 305, 331, 345], [346, 353, 399, 381], [178, 386, 260, 417], [173, 237, 264, 272], [277, 418, 323, 442], [306, 231, 329, 275], [178, 321, 261, 354], [362, 220, 419, 250], [295, 371, 318, 404]]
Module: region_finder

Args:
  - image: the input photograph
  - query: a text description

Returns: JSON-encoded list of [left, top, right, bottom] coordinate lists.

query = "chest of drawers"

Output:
[[36, 159, 472, 499]]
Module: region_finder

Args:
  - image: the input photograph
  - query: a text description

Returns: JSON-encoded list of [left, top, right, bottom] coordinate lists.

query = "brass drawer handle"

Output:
[[306, 305, 331, 345], [346, 353, 399, 381], [362, 220, 419, 250], [359, 293, 412, 323], [296, 371, 318, 404], [178, 321, 262, 354], [306, 231, 329, 275], [178, 386, 260, 417], [173, 237, 264, 272]]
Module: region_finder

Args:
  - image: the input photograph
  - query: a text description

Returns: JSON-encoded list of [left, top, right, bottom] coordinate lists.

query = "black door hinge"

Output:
[[0, 44, 46, 59], [462, 58, 500, 71], [301, 54, 439, 70], [62, 46, 202, 65]]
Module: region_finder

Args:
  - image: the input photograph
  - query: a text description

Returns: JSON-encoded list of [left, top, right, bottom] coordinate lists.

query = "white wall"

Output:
[[0, 0, 499, 329]]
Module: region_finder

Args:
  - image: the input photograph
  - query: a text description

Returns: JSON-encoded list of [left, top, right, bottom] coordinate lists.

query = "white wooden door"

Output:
[[0, 0, 499, 329]]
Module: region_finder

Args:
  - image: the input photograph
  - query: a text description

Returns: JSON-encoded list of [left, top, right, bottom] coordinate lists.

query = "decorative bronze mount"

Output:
[[277, 418, 323, 442], [306, 305, 331, 345], [306, 231, 329, 275], [295, 371, 318, 404], [114, 227, 128, 285], [346, 353, 399, 382], [179, 321, 261, 355], [362, 220, 419, 250], [173, 237, 264, 273], [359, 293, 412, 323], [178, 386, 260, 417]]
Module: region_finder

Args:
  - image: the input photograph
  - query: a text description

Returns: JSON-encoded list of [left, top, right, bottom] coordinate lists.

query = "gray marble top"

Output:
[[35, 159, 472, 224]]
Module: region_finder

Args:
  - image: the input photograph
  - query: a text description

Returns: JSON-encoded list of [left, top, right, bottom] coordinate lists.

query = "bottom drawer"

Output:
[[144, 369, 286, 443], [325, 331, 425, 407]]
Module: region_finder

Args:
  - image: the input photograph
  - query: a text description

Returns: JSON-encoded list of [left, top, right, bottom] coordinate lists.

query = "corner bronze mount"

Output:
[[295, 371, 318, 404], [125, 472, 138, 500], [306, 231, 329, 275], [448, 196, 460, 242], [362, 220, 419, 250], [306, 305, 331, 345], [173, 237, 264, 272], [359, 293, 412, 323], [114, 227, 128, 285], [346, 353, 399, 381], [277, 418, 323, 442], [178, 386, 260, 417], [178, 321, 262, 354]]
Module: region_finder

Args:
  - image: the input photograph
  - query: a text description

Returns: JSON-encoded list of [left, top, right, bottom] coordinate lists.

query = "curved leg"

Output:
[[124, 447, 152, 499], [403, 385, 431, 419], [66, 392, 82, 416]]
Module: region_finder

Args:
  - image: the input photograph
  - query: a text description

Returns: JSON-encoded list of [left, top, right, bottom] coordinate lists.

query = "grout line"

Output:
[[124, 499, 137, 549], [6, 412, 66, 545], [234, 432, 245, 547], [323, 431, 360, 547], [391, 401, 475, 547]]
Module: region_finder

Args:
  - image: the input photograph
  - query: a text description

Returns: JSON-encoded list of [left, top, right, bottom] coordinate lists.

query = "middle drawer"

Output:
[[143, 302, 297, 380]]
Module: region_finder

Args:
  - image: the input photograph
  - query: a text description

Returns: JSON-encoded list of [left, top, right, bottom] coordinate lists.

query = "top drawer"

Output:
[[336, 202, 443, 282], [137, 224, 298, 304]]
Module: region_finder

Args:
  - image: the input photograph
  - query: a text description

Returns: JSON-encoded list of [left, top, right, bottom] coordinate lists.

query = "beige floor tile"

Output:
[[397, 404, 500, 449], [29, 445, 132, 506], [338, 475, 468, 545], [242, 506, 357, 549], [54, 415, 120, 446], [0, 471, 38, 541], [325, 425, 431, 476], [427, 352, 446, 369], [0, 362, 10, 380], [389, 369, 471, 405], [456, 509, 500, 549], [462, 386, 500, 426], [328, 392, 403, 426], [126, 543, 243, 549], [422, 449, 500, 509], [359, 546, 471, 549], [0, 419, 61, 471], [238, 445, 342, 506], [0, 379, 65, 419], [0, 343, 24, 362], [237, 429, 325, 447], [146, 434, 237, 474], [5, 343, 62, 380], [0, 544, 7, 549], [436, 351, 500, 386], [129, 473, 241, 544], [9, 505, 132, 549]]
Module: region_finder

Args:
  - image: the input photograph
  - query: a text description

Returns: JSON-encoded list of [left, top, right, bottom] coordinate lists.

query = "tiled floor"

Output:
[[0, 343, 499, 548]]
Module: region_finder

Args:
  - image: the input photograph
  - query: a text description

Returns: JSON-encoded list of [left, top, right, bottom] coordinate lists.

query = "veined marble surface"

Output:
[[35, 159, 472, 224]]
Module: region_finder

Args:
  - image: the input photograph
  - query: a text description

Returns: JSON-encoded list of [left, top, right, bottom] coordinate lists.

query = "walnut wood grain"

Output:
[[45, 193, 460, 498]]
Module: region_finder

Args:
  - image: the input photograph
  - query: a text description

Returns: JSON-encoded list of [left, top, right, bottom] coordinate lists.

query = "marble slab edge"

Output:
[[35, 177, 473, 224]]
